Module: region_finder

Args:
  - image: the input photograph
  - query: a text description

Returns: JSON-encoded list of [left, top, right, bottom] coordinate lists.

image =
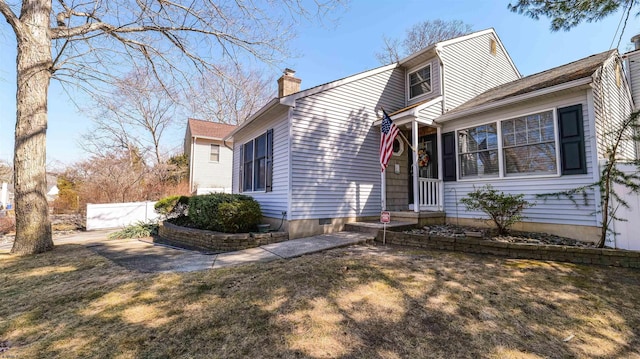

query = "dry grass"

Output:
[[1, 244, 640, 358]]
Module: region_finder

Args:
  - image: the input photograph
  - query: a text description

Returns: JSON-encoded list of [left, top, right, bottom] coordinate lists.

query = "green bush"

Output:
[[108, 221, 158, 239], [154, 195, 189, 218], [188, 193, 262, 232], [217, 200, 263, 233], [460, 185, 533, 235]]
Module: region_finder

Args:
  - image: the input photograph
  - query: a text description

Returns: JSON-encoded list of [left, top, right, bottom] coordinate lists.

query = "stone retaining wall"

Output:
[[377, 231, 640, 269], [158, 221, 289, 253]]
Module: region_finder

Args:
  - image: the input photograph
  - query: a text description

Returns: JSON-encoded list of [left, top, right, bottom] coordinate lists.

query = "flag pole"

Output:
[[379, 106, 416, 152]]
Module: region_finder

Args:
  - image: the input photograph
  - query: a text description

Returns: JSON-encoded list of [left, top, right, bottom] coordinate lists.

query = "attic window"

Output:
[[490, 39, 497, 56], [408, 64, 432, 99]]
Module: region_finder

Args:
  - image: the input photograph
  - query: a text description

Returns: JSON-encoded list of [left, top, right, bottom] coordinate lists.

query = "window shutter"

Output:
[[266, 129, 274, 192], [442, 131, 457, 181], [238, 144, 244, 193], [558, 105, 587, 175]]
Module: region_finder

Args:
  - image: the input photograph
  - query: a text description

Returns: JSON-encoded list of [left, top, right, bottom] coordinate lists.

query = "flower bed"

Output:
[[157, 221, 289, 253], [377, 225, 640, 268]]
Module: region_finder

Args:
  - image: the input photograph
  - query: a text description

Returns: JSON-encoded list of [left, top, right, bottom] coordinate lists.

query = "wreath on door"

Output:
[[418, 149, 430, 168]]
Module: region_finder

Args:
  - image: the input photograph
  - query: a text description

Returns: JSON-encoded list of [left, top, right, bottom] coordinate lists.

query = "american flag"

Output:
[[380, 109, 399, 172]]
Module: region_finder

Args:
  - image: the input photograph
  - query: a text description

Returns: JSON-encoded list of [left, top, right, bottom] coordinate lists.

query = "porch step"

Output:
[[344, 221, 418, 236]]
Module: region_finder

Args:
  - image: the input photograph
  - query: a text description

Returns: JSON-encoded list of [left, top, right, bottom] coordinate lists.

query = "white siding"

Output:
[[418, 101, 443, 121], [440, 33, 520, 112], [232, 108, 289, 218], [191, 138, 233, 190], [626, 50, 640, 107], [407, 57, 441, 106], [290, 67, 405, 220], [593, 55, 635, 159], [441, 90, 599, 227]]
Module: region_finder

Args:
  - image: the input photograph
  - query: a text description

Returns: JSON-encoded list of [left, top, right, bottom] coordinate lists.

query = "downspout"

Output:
[[190, 136, 196, 194]]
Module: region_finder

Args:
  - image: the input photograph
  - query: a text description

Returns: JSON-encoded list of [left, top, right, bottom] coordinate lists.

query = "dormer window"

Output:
[[409, 64, 432, 99]]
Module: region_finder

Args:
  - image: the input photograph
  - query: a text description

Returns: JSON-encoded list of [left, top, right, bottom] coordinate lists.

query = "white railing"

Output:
[[419, 178, 441, 210]]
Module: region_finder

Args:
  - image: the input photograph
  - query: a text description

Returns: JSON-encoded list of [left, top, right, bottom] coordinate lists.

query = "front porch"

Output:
[[378, 104, 445, 213]]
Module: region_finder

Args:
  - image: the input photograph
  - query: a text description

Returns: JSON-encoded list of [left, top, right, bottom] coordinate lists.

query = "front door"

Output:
[[418, 134, 438, 179]]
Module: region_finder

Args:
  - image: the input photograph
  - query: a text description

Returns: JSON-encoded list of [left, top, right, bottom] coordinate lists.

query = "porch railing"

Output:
[[418, 178, 441, 210]]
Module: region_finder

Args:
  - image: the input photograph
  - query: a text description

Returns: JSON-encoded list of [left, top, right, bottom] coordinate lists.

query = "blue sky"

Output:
[[0, 0, 638, 166]]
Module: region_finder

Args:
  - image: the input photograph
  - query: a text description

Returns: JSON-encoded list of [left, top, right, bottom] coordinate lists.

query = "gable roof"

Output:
[[187, 118, 236, 140], [443, 49, 615, 118]]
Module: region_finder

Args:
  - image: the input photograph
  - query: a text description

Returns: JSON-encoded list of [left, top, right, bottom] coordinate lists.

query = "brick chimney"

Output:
[[277, 68, 301, 97]]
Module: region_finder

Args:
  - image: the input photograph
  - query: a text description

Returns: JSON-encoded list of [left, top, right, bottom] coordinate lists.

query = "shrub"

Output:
[[460, 185, 533, 235], [0, 216, 16, 235], [108, 221, 159, 239], [154, 195, 189, 218], [217, 200, 262, 233], [188, 193, 262, 232]]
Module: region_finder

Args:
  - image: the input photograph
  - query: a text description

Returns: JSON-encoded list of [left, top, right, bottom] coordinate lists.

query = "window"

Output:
[[240, 129, 273, 192], [408, 65, 432, 99], [447, 106, 585, 181], [210, 144, 220, 162], [502, 111, 556, 176], [458, 123, 499, 179]]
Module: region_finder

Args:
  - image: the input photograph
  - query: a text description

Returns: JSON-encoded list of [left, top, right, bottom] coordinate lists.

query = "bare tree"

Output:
[[375, 19, 473, 64], [84, 70, 177, 165], [187, 65, 275, 125], [0, 0, 345, 255], [0, 160, 11, 184]]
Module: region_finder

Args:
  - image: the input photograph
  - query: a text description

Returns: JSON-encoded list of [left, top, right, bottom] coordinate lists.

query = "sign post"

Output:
[[380, 211, 390, 245]]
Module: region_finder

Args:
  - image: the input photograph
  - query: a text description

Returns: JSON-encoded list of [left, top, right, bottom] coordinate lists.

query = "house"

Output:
[[226, 28, 636, 242], [0, 182, 12, 209], [46, 173, 59, 202], [184, 119, 236, 194]]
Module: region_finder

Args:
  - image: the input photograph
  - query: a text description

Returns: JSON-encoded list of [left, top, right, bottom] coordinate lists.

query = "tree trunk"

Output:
[[11, 0, 54, 255]]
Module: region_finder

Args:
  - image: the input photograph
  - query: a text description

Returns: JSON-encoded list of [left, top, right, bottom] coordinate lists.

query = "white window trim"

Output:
[[241, 132, 268, 193], [407, 63, 433, 101], [209, 144, 220, 163], [455, 108, 562, 182], [392, 138, 404, 156]]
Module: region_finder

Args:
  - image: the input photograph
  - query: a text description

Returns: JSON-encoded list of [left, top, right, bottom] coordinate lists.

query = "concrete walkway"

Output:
[[2, 230, 374, 273]]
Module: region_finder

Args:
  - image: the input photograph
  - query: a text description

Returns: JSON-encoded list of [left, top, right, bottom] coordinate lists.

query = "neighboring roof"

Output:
[[187, 118, 236, 140], [444, 49, 615, 117], [46, 174, 58, 193]]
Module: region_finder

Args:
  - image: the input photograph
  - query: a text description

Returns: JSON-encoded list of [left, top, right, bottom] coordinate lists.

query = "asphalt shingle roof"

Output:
[[187, 119, 236, 139], [445, 49, 615, 116]]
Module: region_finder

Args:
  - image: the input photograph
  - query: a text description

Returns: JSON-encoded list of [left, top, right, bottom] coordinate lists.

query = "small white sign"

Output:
[[380, 211, 391, 224]]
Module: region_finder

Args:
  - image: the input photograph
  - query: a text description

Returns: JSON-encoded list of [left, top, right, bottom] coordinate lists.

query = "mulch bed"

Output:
[[406, 224, 596, 248]]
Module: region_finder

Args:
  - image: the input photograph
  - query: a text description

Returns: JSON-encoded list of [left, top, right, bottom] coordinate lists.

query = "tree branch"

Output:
[[0, 1, 25, 39]]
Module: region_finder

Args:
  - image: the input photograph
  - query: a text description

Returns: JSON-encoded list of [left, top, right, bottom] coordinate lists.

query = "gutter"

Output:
[[224, 98, 282, 140], [436, 77, 593, 122]]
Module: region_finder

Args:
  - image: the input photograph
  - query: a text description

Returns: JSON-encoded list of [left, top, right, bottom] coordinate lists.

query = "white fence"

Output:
[[610, 164, 640, 250], [86, 201, 158, 231]]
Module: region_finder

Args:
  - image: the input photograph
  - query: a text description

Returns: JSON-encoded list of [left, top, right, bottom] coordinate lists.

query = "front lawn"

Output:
[[1, 244, 639, 358]]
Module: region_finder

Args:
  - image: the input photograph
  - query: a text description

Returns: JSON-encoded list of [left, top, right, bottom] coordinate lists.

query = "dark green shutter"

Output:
[[558, 105, 587, 175], [442, 131, 457, 181], [238, 144, 244, 192], [266, 129, 274, 192]]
